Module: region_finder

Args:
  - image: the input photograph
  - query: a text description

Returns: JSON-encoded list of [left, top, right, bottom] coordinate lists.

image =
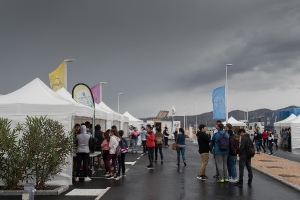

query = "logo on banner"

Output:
[[72, 83, 95, 108], [212, 86, 226, 119]]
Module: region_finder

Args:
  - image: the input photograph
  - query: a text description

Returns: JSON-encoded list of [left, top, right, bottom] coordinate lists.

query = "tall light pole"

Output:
[[184, 109, 188, 131], [64, 59, 75, 90], [196, 98, 199, 129], [100, 82, 107, 102], [226, 64, 232, 123], [118, 93, 123, 113]]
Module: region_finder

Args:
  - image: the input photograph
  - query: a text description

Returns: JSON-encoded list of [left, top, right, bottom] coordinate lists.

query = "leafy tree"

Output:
[[0, 118, 32, 189], [19, 116, 73, 189]]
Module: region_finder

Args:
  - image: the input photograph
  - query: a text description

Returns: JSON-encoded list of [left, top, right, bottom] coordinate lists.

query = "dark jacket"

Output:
[[94, 125, 104, 146], [196, 131, 210, 154], [176, 134, 186, 145], [229, 134, 238, 156], [239, 134, 250, 157]]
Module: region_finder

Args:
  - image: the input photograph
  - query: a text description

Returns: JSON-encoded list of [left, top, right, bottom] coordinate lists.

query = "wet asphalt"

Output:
[[4, 141, 300, 200]]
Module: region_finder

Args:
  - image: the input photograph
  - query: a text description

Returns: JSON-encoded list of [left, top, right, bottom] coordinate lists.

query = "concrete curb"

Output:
[[252, 165, 300, 193], [0, 185, 69, 196]]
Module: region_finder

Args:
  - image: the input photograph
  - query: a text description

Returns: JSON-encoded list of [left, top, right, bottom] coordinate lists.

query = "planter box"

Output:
[[0, 185, 69, 196]]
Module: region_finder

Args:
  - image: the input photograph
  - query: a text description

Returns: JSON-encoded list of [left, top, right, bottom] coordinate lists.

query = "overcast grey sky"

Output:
[[1, 0, 300, 118]]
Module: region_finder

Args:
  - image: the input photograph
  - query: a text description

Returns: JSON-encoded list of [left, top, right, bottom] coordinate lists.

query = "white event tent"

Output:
[[98, 102, 122, 129], [290, 115, 300, 149], [0, 78, 74, 186], [274, 114, 296, 127], [123, 111, 143, 144], [222, 116, 246, 126], [123, 111, 143, 129], [56, 88, 107, 129]]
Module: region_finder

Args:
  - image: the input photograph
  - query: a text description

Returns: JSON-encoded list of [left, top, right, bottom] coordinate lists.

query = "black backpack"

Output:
[[246, 136, 255, 158]]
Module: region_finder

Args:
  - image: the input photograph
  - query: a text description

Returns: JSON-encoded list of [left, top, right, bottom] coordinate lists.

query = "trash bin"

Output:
[[23, 183, 35, 200]]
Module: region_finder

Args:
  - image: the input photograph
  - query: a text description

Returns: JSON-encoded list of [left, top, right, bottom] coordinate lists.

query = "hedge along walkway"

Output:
[[251, 153, 300, 191]]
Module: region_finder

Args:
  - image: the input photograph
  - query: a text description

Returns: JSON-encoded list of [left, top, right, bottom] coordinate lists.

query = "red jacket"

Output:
[[146, 131, 155, 147], [262, 131, 268, 139]]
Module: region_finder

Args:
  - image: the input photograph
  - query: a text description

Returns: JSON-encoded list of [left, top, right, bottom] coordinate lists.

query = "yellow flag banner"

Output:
[[49, 61, 65, 91]]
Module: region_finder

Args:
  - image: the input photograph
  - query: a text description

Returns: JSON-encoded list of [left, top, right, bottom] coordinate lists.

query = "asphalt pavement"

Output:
[[4, 141, 300, 200]]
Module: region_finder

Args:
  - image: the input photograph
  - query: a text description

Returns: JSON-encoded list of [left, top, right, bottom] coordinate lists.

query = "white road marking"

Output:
[[95, 187, 111, 200], [65, 188, 110, 197], [125, 161, 136, 165], [137, 157, 140, 159]]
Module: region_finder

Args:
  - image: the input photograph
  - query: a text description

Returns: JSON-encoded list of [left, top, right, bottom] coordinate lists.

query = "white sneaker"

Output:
[[230, 178, 238, 183], [84, 177, 92, 182], [74, 177, 79, 182]]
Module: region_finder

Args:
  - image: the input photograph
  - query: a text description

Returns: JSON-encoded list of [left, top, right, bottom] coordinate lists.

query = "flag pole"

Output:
[[64, 59, 75, 91]]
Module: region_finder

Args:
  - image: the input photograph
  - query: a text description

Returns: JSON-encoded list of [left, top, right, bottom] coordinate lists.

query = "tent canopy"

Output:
[[98, 102, 122, 121], [222, 116, 246, 126], [56, 88, 94, 118], [274, 114, 296, 127], [0, 78, 74, 116], [123, 111, 143, 123]]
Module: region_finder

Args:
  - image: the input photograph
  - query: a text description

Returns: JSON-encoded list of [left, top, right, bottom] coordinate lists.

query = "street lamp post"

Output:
[[100, 82, 107, 102], [63, 59, 75, 90], [226, 64, 232, 124], [184, 109, 188, 131], [196, 98, 199, 129], [118, 93, 123, 113]]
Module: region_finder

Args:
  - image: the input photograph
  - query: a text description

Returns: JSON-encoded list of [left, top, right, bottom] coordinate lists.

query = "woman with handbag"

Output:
[[176, 128, 187, 166], [105, 130, 120, 179]]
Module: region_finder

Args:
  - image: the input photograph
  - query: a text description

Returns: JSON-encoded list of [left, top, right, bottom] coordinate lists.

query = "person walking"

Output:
[[257, 127, 266, 153], [253, 130, 260, 153], [234, 129, 253, 187], [163, 127, 170, 147], [273, 130, 278, 150], [117, 130, 128, 177], [105, 130, 120, 179], [210, 123, 229, 183], [141, 127, 147, 153], [130, 127, 139, 153], [101, 130, 110, 177], [226, 123, 238, 182], [75, 125, 92, 182], [176, 128, 187, 166], [262, 129, 268, 147], [146, 124, 155, 169], [268, 131, 274, 155], [173, 128, 178, 142], [196, 124, 210, 180], [154, 127, 164, 164]]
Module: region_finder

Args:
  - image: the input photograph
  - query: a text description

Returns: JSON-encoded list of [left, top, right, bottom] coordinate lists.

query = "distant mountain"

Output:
[[140, 106, 299, 127]]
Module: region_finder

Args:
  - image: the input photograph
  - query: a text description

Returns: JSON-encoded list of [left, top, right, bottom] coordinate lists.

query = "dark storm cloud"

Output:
[[1, 0, 300, 117]]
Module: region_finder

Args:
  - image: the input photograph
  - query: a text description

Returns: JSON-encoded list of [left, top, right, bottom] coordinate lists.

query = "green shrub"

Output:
[[0, 118, 32, 189], [19, 116, 73, 189]]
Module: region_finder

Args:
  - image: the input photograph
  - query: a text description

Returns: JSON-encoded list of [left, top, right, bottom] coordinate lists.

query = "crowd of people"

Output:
[[73, 120, 282, 188], [196, 120, 254, 187], [73, 122, 129, 181]]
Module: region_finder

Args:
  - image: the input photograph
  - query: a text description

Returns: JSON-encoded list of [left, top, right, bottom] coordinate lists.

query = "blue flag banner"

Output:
[[212, 86, 226, 119]]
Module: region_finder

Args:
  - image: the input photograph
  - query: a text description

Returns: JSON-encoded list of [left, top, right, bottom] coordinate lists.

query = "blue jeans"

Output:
[[254, 140, 260, 152], [132, 139, 138, 151], [227, 155, 237, 179], [177, 146, 185, 163]]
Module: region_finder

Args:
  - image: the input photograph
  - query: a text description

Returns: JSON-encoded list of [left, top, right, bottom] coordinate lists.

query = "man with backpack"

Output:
[[235, 129, 254, 187], [210, 123, 229, 183], [226, 123, 239, 182]]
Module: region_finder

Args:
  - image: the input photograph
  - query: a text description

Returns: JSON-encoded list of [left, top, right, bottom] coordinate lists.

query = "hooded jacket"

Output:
[[76, 125, 91, 153]]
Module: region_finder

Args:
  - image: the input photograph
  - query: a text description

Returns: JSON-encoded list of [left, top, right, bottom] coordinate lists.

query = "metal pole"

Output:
[[64, 61, 67, 90], [226, 64, 228, 123], [196, 99, 198, 128], [118, 94, 120, 113], [100, 83, 102, 102]]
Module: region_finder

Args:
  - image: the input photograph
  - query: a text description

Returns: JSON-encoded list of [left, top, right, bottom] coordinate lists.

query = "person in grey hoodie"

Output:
[[75, 125, 92, 182]]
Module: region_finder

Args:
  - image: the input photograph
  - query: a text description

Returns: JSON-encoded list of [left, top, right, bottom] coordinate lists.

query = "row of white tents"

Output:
[[274, 113, 300, 149], [0, 78, 144, 186]]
